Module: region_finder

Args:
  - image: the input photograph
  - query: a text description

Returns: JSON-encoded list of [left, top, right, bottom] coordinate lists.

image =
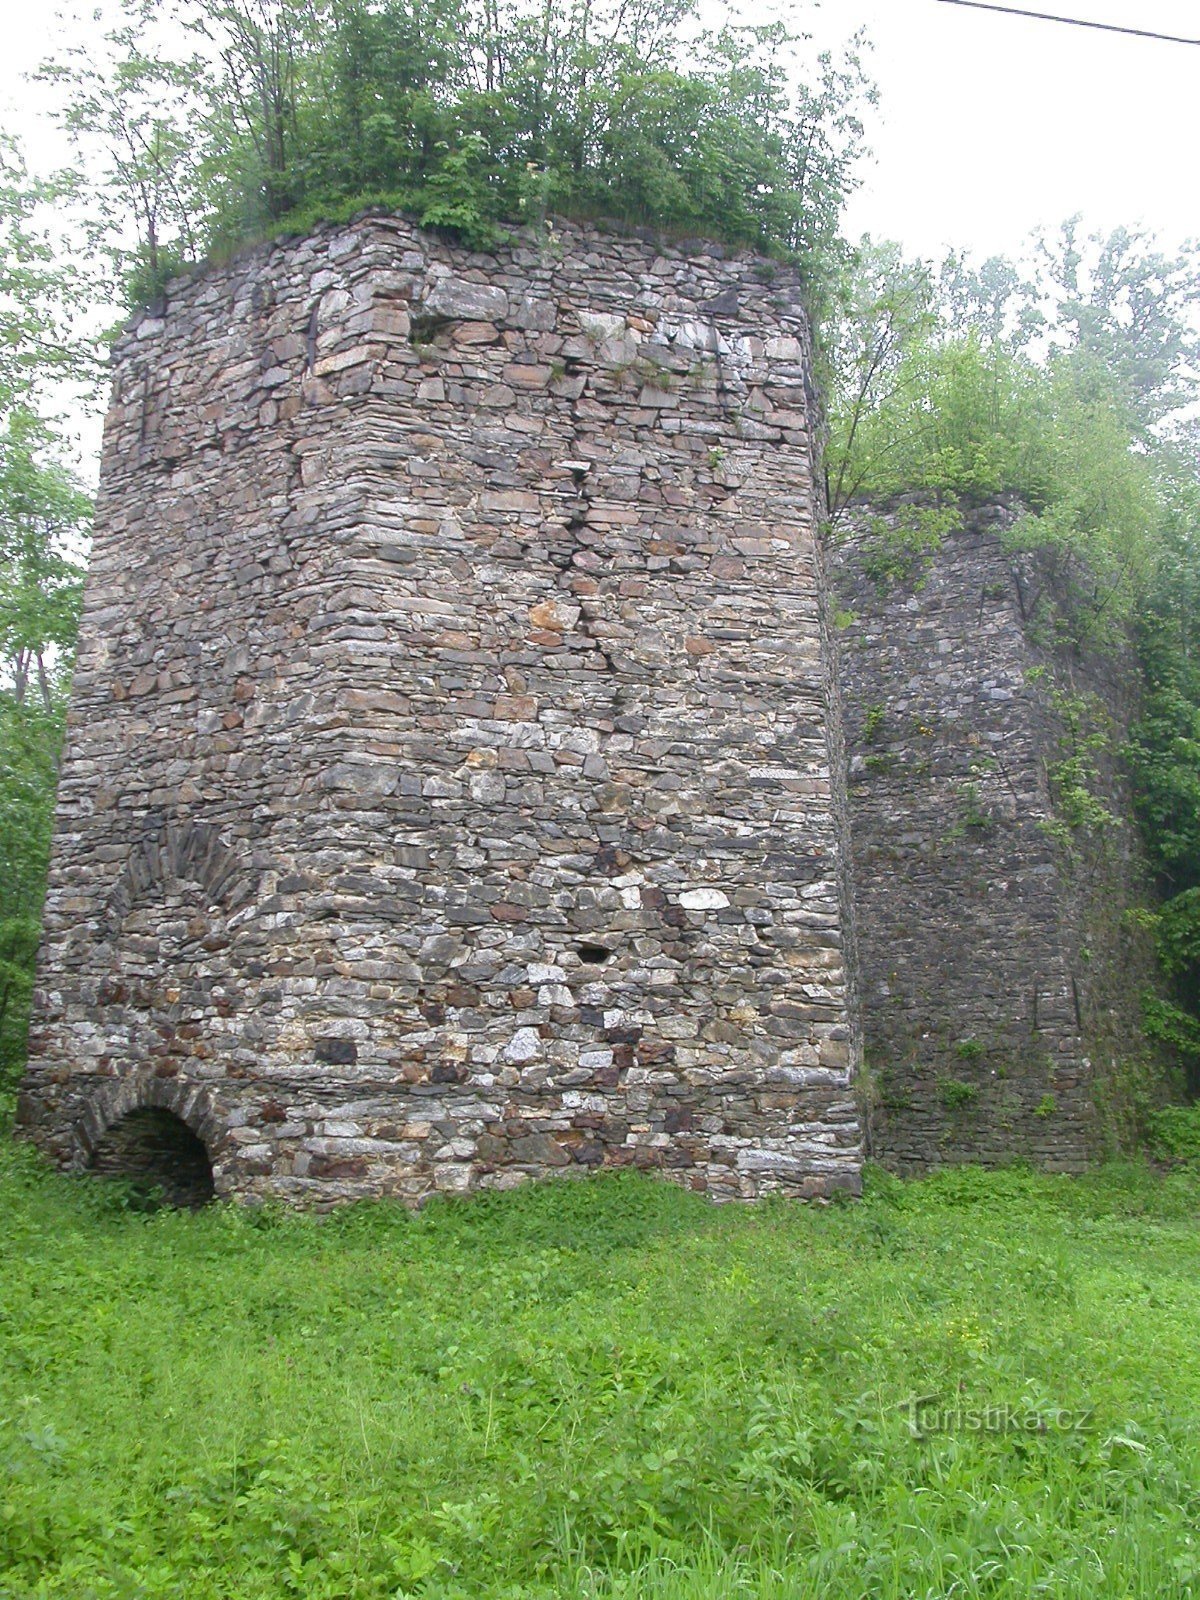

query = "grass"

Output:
[[2, 1140, 1200, 1598]]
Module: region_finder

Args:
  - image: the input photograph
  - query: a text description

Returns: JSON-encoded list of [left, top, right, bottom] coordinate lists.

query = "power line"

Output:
[[935, 0, 1200, 46]]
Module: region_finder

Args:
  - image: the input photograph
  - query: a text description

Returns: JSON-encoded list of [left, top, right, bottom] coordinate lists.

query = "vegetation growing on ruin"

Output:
[[39, 0, 874, 302], [2, 1152, 1200, 1599], [5, 1, 1200, 1124], [0, 14, 1199, 1592], [825, 222, 1200, 1097]]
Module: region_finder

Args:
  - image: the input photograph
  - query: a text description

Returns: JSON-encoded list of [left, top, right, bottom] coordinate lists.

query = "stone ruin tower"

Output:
[[16, 216, 863, 1205]]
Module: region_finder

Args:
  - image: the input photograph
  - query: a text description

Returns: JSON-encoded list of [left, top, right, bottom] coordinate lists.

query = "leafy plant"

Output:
[[957, 783, 994, 832], [1141, 992, 1200, 1069], [1146, 1103, 1200, 1162], [856, 505, 958, 591], [938, 1077, 979, 1111], [0, 150, 92, 1101], [41, 0, 877, 301], [416, 134, 503, 250], [1041, 693, 1119, 854], [862, 702, 886, 743], [3, 1158, 1197, 1595]]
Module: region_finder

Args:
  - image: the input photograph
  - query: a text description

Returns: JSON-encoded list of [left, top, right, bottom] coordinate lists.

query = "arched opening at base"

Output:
[[88, 1107, 215, 1209]]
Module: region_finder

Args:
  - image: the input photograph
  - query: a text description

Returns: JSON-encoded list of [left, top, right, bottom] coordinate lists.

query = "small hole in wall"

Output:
[[576, 943, 613, 965], [409, 310, 452, 346]]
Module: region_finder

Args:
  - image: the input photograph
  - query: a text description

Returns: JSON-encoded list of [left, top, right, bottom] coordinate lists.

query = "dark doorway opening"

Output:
[[89, 1107, 215, 1209]]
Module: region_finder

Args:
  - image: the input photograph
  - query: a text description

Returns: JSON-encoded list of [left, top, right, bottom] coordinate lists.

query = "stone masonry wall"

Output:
[[829, 502, 1159, 1172], [17, 215, 863, 1204]]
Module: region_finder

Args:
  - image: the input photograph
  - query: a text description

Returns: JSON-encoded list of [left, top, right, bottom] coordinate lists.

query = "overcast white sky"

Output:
[[3, 0, 1194, 260], [0, 0, 1196, 469], [817, 0, 1197, 261]]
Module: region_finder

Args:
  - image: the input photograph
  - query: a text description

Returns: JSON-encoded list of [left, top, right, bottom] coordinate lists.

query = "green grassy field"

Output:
[[2, 1142, 1200, 1600]]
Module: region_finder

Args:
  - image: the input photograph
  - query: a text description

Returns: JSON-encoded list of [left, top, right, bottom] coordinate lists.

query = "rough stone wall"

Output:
[[829, 502, 1159, 1172], [17, 215, 863, 1204]]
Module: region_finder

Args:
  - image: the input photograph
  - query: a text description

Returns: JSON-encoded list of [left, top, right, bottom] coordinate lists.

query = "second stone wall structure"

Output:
[[829, 502, 1160, 1171]]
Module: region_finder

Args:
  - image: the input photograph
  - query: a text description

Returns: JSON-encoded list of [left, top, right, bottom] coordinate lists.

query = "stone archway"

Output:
[[89, 1106, 215, 1208], [73, 1074, 229, 1207]]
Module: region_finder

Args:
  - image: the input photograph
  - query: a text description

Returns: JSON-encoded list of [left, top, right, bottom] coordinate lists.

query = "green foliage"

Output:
[[43, 0, 876, 299], [36, 22, 211, 321], [956, 783, 993, 832], [1033, 220, 1200, 430], [1147, 1104, 1200, 1163], [1037, 692, 1119, 853], [1128, 684, 1200, 886], [1127, 463, 1200, 888], [1141, 994, 1200, 1068], [826, 226, 1200, 1102], [997, 365, 1164, 638], [938, 1078, 978, 1111], [1120, 465, 1200, 1091], [0, 138, 95, 407], [855, 505, 958, 591], [1155, 889, 1200, 983], [414, 133, 505, 250], [1, 1159, 1200, 1595], [855, 335, 1042, 505], [0, 702, 66, 1094], [0, 408, 89, 690], [928, 221, 1200, 435], [820, 238, 935, 518], [123, 243, 194, 309], [832, 333, 1161, 631], [0, 157, 92, 1099], [826, 228, 1188, 629]]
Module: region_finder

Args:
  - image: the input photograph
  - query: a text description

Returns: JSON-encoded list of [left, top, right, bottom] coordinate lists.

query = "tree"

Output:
[[42, 0, 876, 296], [825, 225, 1200, 1093], [0, 141, 92, 1097], [935, 247, 1043, 352], [39, 11, 208, 302], [824, 228, 1186, 588], [1033, 220, 1200, 430], [925, 222, 1200, 433], [0, 138, 90, 408], [0, 403, 88, 1092], [822, 239, 934, 522], [0, 409, 88, 717], [188, 0, 339, 236]]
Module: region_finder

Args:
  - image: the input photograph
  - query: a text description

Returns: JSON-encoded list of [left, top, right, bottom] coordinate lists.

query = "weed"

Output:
[[1, 1150, 1199, 1597], [939, 1077, 979, 1111]]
